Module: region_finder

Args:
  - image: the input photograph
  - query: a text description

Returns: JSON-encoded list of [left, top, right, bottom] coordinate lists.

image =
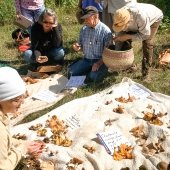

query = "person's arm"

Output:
[[51, 24, 63, 48], [0, 123, 22, 170], [104, 29, 113, 47], [92, 59, 104, 71], [31, 23, 42, 52]]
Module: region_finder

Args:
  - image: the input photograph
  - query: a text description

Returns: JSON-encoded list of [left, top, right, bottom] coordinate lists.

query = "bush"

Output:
[[0, 0, 15, 25], [54, 0, 77, 7]]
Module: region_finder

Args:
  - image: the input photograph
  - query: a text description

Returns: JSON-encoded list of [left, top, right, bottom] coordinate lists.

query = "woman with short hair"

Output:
[[23, 8, 65, 68]]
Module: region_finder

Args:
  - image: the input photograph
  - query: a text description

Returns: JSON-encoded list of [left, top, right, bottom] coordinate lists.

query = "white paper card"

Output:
[[129, 84, 150, 99], [66, 76, 86, 88], [15, 15, 33, 29], [32, 90, 57, 103], [96, 128, 131, 155], [65, 114, 81, 130]]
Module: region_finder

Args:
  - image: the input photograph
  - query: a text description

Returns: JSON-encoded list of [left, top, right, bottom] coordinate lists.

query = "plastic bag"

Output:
[[159, 49, 170, 66]]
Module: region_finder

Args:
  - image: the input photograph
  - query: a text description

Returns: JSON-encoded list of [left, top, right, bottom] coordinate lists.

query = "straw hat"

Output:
[[113, 8, 130, 32]]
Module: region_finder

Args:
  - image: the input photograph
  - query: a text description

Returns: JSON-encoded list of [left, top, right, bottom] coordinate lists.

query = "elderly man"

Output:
[[68, 6, 112, 83], [112, 3, 163, 80]]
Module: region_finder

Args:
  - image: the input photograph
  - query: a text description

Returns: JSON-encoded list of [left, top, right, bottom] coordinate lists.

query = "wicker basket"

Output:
[[102, 45, 134, 70]]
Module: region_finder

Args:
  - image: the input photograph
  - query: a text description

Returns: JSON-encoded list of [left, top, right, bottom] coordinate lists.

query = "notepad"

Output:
[[96, 128, 131, 155], [14, 15, 33, 29], [32, 90, 57, 103], [66, 76, 86, 88], [129, 84, 150, 99]]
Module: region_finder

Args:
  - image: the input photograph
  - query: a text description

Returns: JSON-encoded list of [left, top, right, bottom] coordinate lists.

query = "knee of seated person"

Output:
[[53, 48, 65, 60], [22, 50, 33, 64], [89, 72, 103, 83]]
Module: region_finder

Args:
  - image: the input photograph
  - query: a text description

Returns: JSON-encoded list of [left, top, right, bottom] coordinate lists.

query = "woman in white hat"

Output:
[[0, 67, 45, 169]]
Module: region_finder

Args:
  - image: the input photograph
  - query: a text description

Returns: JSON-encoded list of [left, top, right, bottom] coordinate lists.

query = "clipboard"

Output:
[[14, 15, 33, 29]]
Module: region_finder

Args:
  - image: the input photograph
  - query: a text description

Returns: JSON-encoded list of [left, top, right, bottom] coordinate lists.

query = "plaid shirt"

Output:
[[79, 21, 112, 60]]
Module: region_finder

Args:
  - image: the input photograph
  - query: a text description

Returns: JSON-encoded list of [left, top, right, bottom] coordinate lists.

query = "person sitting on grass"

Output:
[[112, 3, 163, 80], [0, 67, 54, 170], [23, 8, 65, 70], [68, 6, 112, 83]]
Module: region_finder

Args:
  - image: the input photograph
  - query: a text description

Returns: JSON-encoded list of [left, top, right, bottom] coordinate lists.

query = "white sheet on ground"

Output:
[[12, 77, 170, 170], [11, 74, 76, 125]]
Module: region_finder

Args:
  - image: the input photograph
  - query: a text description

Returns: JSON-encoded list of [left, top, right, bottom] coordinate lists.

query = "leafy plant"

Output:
[[0, 0, 15, 25], [54, 0, 78, 7]]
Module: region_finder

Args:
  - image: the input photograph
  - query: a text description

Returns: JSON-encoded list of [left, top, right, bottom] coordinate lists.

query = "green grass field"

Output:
[[0, 7, 170, 123]]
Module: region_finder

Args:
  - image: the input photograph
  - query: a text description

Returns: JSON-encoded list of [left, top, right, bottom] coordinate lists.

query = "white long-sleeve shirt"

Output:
[[0, 112, 27, 170]]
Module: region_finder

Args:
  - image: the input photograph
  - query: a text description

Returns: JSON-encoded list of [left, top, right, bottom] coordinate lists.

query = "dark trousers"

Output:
[[142, 21, 161, 76]]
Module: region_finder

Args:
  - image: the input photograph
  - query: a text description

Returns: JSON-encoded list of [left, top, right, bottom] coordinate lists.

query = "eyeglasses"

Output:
[[43, 21, 54, 25], [10, 95, 24, 103]]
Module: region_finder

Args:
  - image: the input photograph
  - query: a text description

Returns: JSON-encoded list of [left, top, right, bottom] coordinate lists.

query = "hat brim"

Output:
[[113, 23, 127, 32], [81, 13, 94, 19]]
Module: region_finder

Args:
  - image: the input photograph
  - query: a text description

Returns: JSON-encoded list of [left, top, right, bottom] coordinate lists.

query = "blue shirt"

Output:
[[79, 21, 112, 60], [82, 0, 103, 11]]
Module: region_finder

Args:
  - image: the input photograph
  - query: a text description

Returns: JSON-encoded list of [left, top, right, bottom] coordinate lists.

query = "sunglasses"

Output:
[[43, 20, 54, 25]]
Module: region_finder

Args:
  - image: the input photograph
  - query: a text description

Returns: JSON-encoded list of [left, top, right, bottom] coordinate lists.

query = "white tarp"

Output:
[[12, 77, 170, 170], [11, 74, 76, 125]]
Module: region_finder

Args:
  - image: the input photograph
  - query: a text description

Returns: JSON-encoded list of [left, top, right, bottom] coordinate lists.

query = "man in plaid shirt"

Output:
[[68, 6, 112, 83]]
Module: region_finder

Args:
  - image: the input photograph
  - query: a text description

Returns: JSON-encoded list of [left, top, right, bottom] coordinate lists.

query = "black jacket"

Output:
[[31, 22, 63, 52]]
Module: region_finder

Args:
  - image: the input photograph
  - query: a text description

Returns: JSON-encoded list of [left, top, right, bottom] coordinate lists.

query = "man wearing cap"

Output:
[[112, 3, 163, 80], [68, 6, 112, 83]]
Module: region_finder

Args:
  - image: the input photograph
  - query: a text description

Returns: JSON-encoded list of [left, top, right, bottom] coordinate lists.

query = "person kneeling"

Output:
[[23, 8, 65, 70]]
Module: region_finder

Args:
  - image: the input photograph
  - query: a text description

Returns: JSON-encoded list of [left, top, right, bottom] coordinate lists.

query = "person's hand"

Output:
[[26, 141, 45, 158], [92, 61, 102, 71], [72, 42, 81, 52], [36, 56, 48, 63], [16, 12, 21, 20], [113, 34, 132, 42]]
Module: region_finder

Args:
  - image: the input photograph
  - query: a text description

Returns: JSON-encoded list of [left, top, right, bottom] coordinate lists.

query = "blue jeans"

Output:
[[21, 6, 45, 33], [21, 6, 45, 23], [23, 47, 65, 65], [68, 58, 108, 82]]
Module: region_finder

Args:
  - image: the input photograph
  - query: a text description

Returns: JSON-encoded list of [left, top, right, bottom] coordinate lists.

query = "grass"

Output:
[[0, 7, 170, 123]]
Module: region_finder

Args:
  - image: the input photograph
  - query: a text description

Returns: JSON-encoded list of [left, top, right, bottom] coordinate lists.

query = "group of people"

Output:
[[74, 0, 163, 81], [0, 0, 164, 169], [14, 0, 164, 82]]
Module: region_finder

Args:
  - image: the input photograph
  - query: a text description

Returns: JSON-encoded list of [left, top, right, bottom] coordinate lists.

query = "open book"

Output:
[[14, 15, 33, 29], [96, 128, 131, 155]]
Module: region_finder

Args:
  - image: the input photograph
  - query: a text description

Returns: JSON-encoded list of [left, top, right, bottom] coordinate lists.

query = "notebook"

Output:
[[96, 128, 131, 155], [14, 15, 33, 29]]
